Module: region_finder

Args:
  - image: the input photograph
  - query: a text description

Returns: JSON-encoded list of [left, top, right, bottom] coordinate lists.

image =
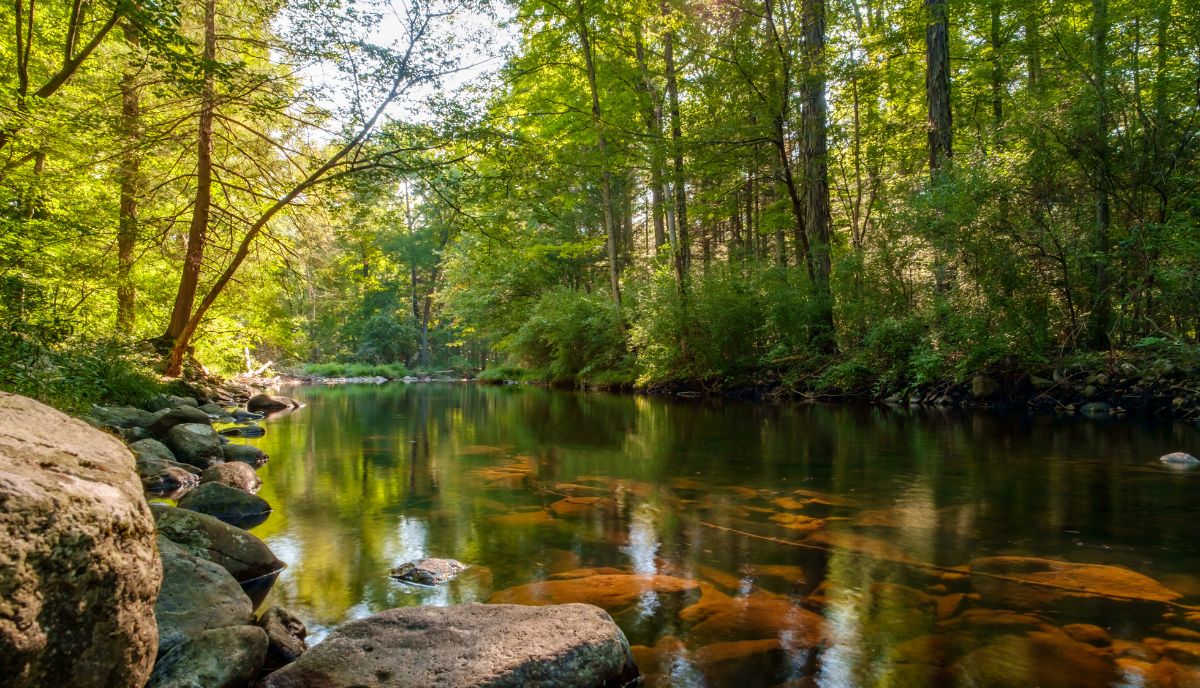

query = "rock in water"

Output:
[[222, 442, 269, 465], [247, 393, 295, 412], [257, 603, 639, 688], [257, 607, 308, 670], [156, 538, 255, 655], [164, 422, 225, 468], [152, 504, 283, 582], [149, 406, 213, 438], [145, 625, 267, 688], [1161, 452, 1199, 466], [201, 461, 263, 493], [0, 392, 160, 688], [389, 558, 468, 586], [177, 481, 273, 527]]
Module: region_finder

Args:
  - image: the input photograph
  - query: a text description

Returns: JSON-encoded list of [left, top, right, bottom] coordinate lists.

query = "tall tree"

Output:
[[925, 0, 952, 173]]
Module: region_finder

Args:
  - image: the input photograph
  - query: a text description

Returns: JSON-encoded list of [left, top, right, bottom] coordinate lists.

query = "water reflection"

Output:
[[240, 383, 1200, 686]]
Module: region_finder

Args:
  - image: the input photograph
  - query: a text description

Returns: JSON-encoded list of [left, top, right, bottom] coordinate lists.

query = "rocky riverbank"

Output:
[[1, 388, 642, 688]]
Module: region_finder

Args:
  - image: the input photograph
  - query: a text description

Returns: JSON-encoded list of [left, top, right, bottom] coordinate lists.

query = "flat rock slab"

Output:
[[389, 558, 467, 586], [257, 603, 640, 688]]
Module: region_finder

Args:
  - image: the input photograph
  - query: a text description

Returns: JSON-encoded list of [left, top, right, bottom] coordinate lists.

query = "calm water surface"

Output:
[[236, 383, 1200, 687]]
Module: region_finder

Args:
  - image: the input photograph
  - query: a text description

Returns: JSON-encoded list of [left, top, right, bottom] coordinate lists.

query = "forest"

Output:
[[2, 0, 1199, 410]]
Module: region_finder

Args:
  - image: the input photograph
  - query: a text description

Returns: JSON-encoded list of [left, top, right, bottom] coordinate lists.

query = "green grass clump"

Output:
[[303, 362, 411, 379], [476, 366, 525, 384]]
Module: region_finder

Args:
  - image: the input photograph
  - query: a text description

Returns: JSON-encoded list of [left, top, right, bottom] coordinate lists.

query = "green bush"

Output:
[[303, 362, 411, 378], [509, 287, 627, 384]]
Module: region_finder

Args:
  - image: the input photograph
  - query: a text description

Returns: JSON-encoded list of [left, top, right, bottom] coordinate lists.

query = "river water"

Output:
[[235, 383, 1200, 687]]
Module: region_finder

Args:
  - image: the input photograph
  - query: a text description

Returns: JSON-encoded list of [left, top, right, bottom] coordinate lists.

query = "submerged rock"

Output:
[[389, 558, 467, 586], [155, 538, 255, 655], [257, 603, 639, 688], [201, 461, 263, 493], [257, 607, 308, 670], [957, 631, 1118, 687], [0, 392, 161, 688], [145, 625, 267, 688], [152, 504, 283, 582], [220, 423, 267, 439], [164, 422, 225, 468], [489, 573, 701, 619], [679, 594, 826, 646], [232, 409, 265, 422], [969, 556, 1182, 615], [176, 482, 273, 527]]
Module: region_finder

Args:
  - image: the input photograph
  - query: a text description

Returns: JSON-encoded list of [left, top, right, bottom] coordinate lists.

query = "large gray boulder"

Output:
[[149, 406, 213, 438], [247, 393, 296, 412], [202, 461, 263, 493], [146, 625, 268, 688], [155, 538, 255, 655], [152, 504, 283, 582], [0, 392, 161, 688], [164, 422, 225, 468], [257, 603, 640, 688], [177, 481, 272, 527]]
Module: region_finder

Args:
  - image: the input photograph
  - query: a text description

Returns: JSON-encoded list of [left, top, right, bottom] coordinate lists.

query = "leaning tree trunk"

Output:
[[162, 0, 216, 347]]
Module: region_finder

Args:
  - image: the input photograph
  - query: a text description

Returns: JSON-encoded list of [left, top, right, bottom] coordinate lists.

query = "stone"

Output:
[[177, 481, 273, 527], [489, 574, 701, 619], [1080, 401, 1112, 416], [131, 437, 176, 462], [147, 394, 200, 411], [232, 409, 265, 422], [549, 496, 615, 517], [149, 406, 213, 438], [257, 603, 638, 688], [969, 556, 1181, 615], [138, 455, 201, 492], [257, 607, 308, 670], [155, 538, 255, 655], [201, 461, 263, 493], [971, 375, 1001, 399], [389, 558, 468, 586], [88, 404, 157, 429], [220, 423, 267, 439], [679, 594, 826, 646], [247, 393, 295, 412], [222, 442, 269, 465], [152, 504, 283, 582], [957, 631, 1118, 688], [164, 422, 224, 467], [692, 639, 802, 686], [1064, 623, 1111, 647], [1161, 452, 1199, 466], [0, 392, 161, 688], [145, 625, 267, 688], [1031, 375, 1054, 390], [198, 402, 226, 415]]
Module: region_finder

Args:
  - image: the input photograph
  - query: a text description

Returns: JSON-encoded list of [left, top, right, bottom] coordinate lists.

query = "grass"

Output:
[[476, 366, 526, 384], [303, 362, 412, 379]]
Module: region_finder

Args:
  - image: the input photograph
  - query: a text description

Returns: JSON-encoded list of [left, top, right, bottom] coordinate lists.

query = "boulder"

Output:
[[957, 631, 1118, 687], [257, 607, 308, 670], [0, 392, 160, 688], [88, 404, 157, 429], [138, 456, 202, 492], [222, 443, 269, 465], [201, 461, 263, 493], [164, 422, 224, 468], [146, 394, 200, 412], [389, 558, 467, 586], [198, 403, 226, 416], [130, 437, 177, 462], [151, 504, 283, 582], [149, 406, 213, 438], [155, 538, 255, 655], [679, 594, 825, 646], [971, 375, 1001, 400], [489, 574, 701, 619], [177, 481, 272, 527], [1161, 452, 1199, 466], [257, 603, 639, 688], [247, 393, 295, 412], [145, 625, 267, 688], [232, 409, 265, 422]]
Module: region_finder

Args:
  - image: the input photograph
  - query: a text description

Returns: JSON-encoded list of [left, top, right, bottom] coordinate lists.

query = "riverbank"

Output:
[[481, 347, 1200, 423]]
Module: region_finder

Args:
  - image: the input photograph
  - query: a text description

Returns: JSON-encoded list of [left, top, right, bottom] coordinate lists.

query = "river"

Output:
[[234, 382, 1200, 687]]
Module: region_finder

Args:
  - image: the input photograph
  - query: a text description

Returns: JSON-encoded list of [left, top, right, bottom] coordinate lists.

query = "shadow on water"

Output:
[[233, 383, 1200, 687]]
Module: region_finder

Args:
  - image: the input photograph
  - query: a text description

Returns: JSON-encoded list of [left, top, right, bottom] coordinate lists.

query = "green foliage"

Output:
[[509, 287, 628, 385], [303, 362, 411, 379], [476, 366, 525, 384]]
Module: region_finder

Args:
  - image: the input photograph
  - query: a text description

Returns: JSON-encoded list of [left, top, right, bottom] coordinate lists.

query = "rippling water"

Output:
[[233, 383, 1200, 687]]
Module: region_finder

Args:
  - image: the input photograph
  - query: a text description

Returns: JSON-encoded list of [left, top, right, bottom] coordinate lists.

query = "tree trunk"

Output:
[[802, 0, 836, 349], [575, 0, 623, 312], [925, 0, 952, 173], [163, 0, 216, 345], [663, 1, 689, 273], [1088, 0, 1112, 348], [116, 21, 141, 334]]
